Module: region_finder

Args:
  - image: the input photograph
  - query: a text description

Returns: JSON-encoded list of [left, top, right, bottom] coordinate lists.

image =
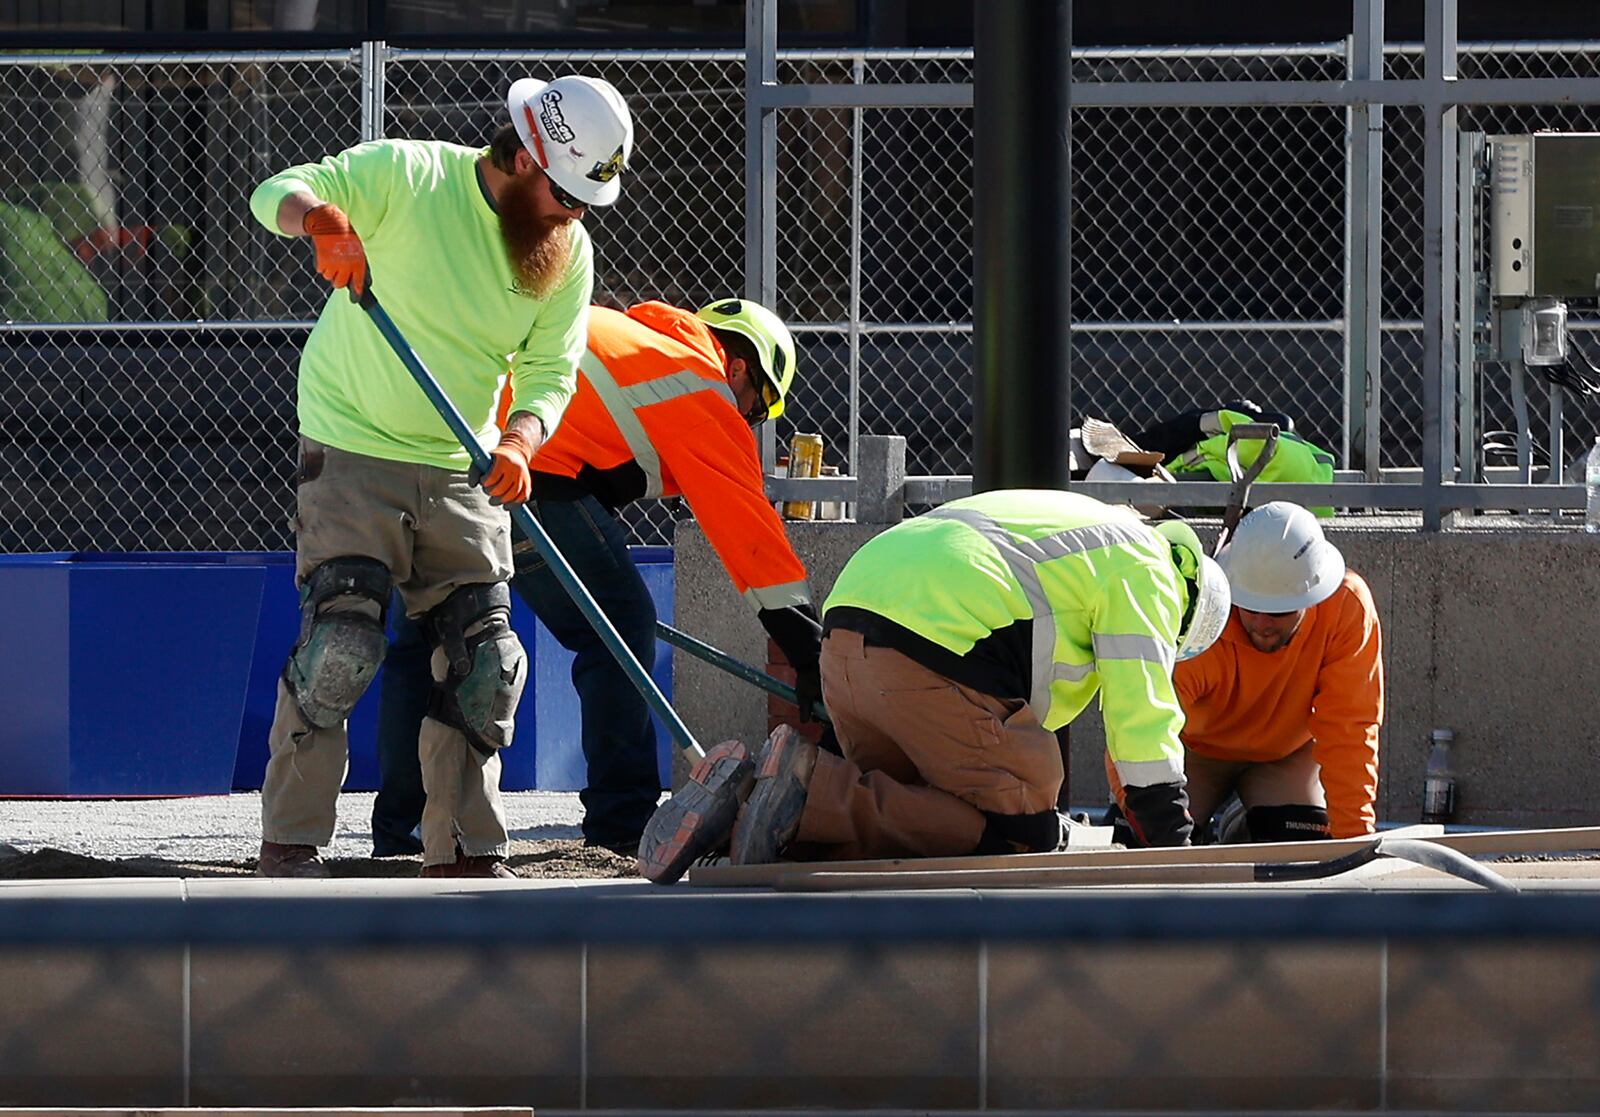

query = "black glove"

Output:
[[794, 662, 823, 724], [1120, 781, 1194, 848]]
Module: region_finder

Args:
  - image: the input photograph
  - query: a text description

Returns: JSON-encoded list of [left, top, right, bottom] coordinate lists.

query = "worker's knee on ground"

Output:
[[975, 808, 1062, 855], [285, 556, 392, 728], [1245, 804, 1330, 842], [426, 582, 527, 755]]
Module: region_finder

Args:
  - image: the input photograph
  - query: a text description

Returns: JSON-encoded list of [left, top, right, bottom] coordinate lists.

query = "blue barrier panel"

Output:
[[233, 547, 674, 792], [0, 554, 264, 796]]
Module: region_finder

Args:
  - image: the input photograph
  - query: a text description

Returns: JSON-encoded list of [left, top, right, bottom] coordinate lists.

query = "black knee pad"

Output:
[[284, 556, 391, 728], [1244, 804, 1331, 842], [975, 809, 1064, 855], [426, 582, 527, 757]]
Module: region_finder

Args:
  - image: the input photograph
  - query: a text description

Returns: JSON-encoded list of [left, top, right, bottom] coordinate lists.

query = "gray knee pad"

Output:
[[1244, 804, 1331, 842], [426, 582, 527, 757], [284, 556, 391, 728]]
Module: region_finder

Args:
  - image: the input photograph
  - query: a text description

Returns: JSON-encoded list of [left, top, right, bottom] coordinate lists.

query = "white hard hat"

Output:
[[1151, 520, 1232, 662], [506, 75, 633, 207], [1217, 501, 1345, 613]]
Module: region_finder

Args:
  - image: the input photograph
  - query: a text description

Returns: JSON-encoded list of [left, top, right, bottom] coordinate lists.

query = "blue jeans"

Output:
[[372, 495, 663, 849]]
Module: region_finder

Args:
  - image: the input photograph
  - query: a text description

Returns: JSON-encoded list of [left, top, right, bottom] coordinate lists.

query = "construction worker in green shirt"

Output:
[[639, 489, 1232, 883], [247, 74, 633, 879]]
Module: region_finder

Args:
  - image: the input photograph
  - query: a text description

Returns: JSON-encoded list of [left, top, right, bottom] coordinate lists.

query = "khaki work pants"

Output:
[[261, 438, 515, 866], [796, 629, 1063, 860], [1104, 739, 1324, 834]]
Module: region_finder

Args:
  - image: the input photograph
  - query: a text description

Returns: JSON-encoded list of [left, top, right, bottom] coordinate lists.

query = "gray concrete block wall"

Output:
[[675, 519, 1600, 828]]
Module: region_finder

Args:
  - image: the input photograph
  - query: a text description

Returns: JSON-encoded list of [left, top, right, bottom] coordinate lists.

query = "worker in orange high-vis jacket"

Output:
[[372, 298, 819, 856], [1105, 501, 1384, 843]]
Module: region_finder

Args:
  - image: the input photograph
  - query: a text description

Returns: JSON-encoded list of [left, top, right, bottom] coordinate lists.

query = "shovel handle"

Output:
[[1216, 422, 1280, 553], [356, 284, 704, 760]]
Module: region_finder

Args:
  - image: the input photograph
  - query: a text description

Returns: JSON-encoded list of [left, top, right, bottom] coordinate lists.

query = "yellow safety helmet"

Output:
[[696, 298, 798, 420]]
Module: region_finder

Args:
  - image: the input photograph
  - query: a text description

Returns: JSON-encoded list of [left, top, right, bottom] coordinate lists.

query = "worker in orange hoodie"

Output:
[[372, 298, 819, 856], [1107, 501, 1384, 842]]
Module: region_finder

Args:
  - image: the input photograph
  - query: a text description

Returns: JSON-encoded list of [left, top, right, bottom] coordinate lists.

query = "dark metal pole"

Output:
[[972, 0, 1073, 492]]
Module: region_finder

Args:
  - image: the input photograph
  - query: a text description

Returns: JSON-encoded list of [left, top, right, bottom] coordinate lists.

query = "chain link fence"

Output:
[[2, 43, 1599, 550]]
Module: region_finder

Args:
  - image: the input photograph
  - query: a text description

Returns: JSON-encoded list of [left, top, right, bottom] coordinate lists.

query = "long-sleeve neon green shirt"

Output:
[[250, 139, 593, 469]]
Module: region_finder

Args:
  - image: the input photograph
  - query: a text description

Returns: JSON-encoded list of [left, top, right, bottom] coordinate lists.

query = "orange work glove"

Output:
[[302, 203, 367, 294], [478, 428, 537, 505]]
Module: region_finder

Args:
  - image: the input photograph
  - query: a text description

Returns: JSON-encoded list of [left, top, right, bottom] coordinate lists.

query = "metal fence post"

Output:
[[1421, 0, 1459, 531], [849, 53, 865, 475], [360, 39, 387, 141], [1344, 0, 1384, 479], [746, 0, 779, 475]]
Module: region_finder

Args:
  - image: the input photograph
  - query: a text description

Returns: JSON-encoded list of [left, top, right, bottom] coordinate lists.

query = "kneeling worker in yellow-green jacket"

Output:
[[638, 489, 1231, 882]]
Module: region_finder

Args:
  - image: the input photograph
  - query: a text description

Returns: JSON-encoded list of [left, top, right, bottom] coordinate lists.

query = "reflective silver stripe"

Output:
[[742, 580, 813, 611], [1052, 661, 1095, 684], [1092, 632, 1176, 673], [1115, 756, 1185, 787], [928, 506, 1173, 722], [926, 506, 1057, 720], [578, 351, 737, 499], [579, 350, 663, 496]]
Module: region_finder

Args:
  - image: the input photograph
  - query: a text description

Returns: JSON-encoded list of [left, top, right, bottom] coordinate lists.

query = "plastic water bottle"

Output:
[[1587, 438, 1600, 534], [1421, 728, 1458, 825]]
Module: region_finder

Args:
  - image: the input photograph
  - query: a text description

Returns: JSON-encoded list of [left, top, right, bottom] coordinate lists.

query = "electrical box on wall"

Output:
[[1491, 133, 1600, 299]]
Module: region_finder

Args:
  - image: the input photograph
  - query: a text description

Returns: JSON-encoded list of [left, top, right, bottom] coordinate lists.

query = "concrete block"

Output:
[[585, 942, 979, 1108], [987, 941, 1383, 1109], [856, 434, 907, 524], [1387, 942, 1600, 1110], [188, 946, 582, 1106], [0, 948, 185, 1106], [671, 521, 884, 783]]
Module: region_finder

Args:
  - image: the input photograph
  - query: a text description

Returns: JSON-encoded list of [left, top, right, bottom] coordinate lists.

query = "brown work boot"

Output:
[[636, 739, 756, 885], [256, 841, 329, 879], [421, 844, 516, 879], [459, 855, 517, 879], [730, 725, 818, 866]]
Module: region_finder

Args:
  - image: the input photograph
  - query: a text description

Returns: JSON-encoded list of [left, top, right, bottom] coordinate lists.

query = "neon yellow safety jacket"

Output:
[[1167, 409, 1336, 517], [823, 489, 1191, 791]]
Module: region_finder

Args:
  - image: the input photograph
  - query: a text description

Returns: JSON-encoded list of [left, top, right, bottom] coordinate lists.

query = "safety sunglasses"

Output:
[[742, 368, 781, 426], [544, 171, 587, 211]]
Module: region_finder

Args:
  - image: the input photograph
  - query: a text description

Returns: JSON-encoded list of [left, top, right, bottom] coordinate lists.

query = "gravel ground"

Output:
[[0, 790, 639, 879]]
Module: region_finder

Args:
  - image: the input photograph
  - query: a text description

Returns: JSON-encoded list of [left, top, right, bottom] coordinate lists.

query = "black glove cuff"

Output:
[[1121, 780, 1194, 848], [758, 603, 822, 671]]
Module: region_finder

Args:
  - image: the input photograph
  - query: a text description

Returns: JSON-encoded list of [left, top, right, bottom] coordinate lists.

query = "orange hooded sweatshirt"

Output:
[[528, 302, 815, 647], [1174, 570, 1384, 837]]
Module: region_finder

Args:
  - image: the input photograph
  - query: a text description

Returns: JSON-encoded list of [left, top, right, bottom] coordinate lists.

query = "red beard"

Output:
[[499, 171, 573, 299]]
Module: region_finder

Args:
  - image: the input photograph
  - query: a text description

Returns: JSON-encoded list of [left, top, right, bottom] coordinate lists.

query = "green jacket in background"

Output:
[[1167, 408, 1336, 518], [823, 489, 1191, 791]]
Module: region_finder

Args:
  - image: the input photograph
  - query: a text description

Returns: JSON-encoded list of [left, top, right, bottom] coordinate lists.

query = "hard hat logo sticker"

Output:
[[587, 147, 625, 183], [539, 91, 576, 144]]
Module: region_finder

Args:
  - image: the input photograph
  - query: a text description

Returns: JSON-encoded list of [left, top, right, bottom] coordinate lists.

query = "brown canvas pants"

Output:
[[1105, 739, 1323, 833], [261, 438, 515, 866], [795, 628, 1063, 860]]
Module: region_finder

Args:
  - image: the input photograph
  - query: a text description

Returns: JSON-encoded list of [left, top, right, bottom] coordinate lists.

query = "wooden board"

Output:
[[686, 824, 1600, 889]]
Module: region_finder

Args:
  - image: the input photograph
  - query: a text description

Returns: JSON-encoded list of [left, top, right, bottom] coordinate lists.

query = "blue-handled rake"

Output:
[[355, 284, 705, 761]]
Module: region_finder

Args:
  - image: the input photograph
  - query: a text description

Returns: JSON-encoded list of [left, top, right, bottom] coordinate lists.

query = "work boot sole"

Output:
[[255, 843, 331, 879], [636, 740, 755, 885], [730, 725, 817, 866]]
